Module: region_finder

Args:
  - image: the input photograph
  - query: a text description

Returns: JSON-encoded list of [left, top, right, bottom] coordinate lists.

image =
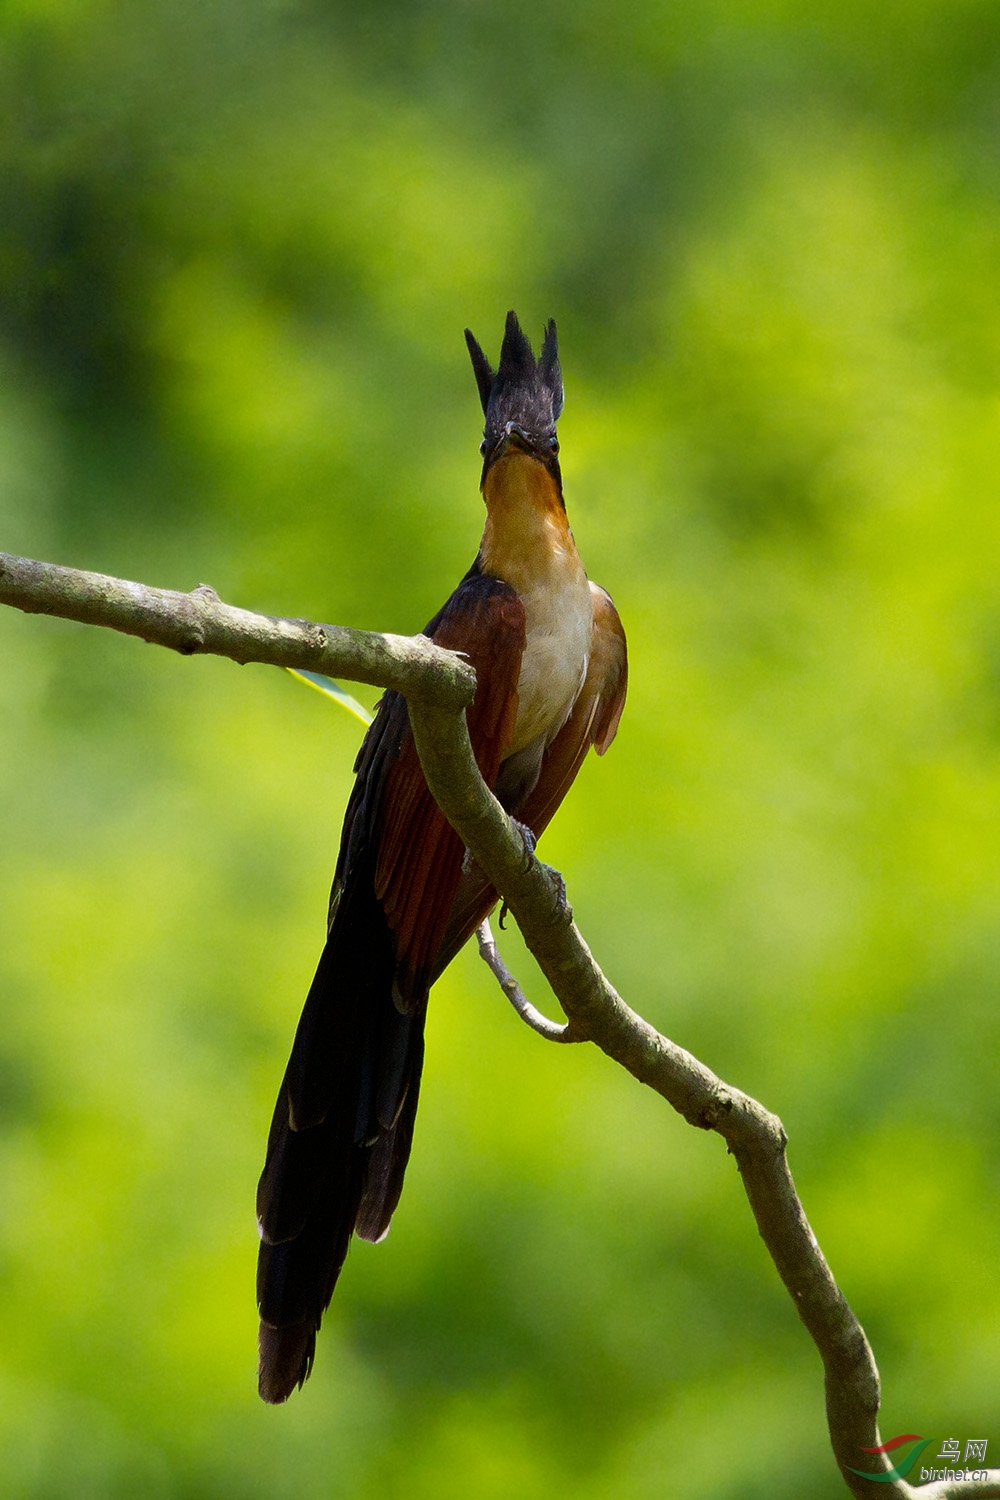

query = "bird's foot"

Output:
[[498, 820, 537, 928], [540, 862, 571, 922], [496, 822, 570, 927], [512, 818, 537, 855]]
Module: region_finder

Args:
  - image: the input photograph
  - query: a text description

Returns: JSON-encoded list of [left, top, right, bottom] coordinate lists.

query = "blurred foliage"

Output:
[[2, 0, 1000, 1494]]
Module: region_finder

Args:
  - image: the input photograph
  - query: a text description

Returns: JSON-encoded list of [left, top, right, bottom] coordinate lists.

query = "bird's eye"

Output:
[[550, 438, 560, 454], [479, 439, 488, 456]]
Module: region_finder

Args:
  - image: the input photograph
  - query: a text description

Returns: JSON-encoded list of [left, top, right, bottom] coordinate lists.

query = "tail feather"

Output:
[[356, 1026, 424, 1244], [255, 1081, 332, 1245], [374, 1006, 418, 1133], [256, 885, 428, 1402], [258, 1320, 316, 1404], [257, 1136, 364, 1327], [281, 885, 395, 1135], [257, 1143, 366, 1402]]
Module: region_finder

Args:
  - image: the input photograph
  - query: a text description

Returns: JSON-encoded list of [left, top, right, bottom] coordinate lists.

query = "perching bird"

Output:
[[256, 312, 627, 1402]]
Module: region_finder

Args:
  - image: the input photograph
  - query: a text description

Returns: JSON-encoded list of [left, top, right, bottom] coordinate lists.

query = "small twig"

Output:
[[476, 919, 581, 1042]]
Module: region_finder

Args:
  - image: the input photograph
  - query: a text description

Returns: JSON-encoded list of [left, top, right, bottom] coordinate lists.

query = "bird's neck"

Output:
[[479, 452, 580, 595]]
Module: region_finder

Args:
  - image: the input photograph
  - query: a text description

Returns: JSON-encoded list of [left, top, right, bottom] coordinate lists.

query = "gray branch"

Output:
[[0, 550, 475, 709], [1, 547, 994, 1500]]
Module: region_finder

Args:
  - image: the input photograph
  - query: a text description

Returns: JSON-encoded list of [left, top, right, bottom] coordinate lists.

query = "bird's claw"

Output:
[[540, 863, 571, 921], [497, 821, 570, 925], [511, 819, 537, 857], [500, 820, 537, 928]]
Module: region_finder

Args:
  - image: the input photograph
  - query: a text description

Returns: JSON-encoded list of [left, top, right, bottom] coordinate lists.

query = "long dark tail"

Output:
[[254, 672, 507, 1403], [255, 859, 426, 1403]]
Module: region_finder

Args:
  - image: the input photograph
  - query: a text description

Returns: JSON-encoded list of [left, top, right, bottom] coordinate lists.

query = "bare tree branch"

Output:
[[0, 550, 475, 709], [1, 547, 995, 1498]]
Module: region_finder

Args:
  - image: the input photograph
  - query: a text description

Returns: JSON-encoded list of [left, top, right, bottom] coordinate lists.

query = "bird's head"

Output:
[[464, 311, 564, 496]]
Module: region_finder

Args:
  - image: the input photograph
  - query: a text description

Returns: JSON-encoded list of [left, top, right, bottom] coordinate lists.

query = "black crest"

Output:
[[464, 311, 564, 447]]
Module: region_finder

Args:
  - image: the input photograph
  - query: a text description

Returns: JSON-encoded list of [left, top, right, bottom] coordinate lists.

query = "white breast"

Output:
[[507, 528, 592, 756]]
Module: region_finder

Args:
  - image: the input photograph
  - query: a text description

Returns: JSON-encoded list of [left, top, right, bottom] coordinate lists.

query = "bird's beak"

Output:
[[496, 422, 533, 456], [481, 422, 561, 490]]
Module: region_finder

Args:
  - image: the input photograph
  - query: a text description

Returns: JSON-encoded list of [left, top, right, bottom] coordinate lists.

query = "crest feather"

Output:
[[464, 312, 563, 437], [464, 329, 494, 416]]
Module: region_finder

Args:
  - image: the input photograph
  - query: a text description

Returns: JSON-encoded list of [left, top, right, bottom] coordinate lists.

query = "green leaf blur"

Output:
[[1, 2, 999, 1494], [286, 671, 373, 727]]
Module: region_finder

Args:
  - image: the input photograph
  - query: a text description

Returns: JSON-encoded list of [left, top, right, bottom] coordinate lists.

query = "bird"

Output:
[[256, 311, 627, 1403]]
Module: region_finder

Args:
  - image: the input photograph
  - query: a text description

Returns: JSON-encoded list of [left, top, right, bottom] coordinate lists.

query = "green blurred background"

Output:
[[2, 1, 1000, 1494]]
